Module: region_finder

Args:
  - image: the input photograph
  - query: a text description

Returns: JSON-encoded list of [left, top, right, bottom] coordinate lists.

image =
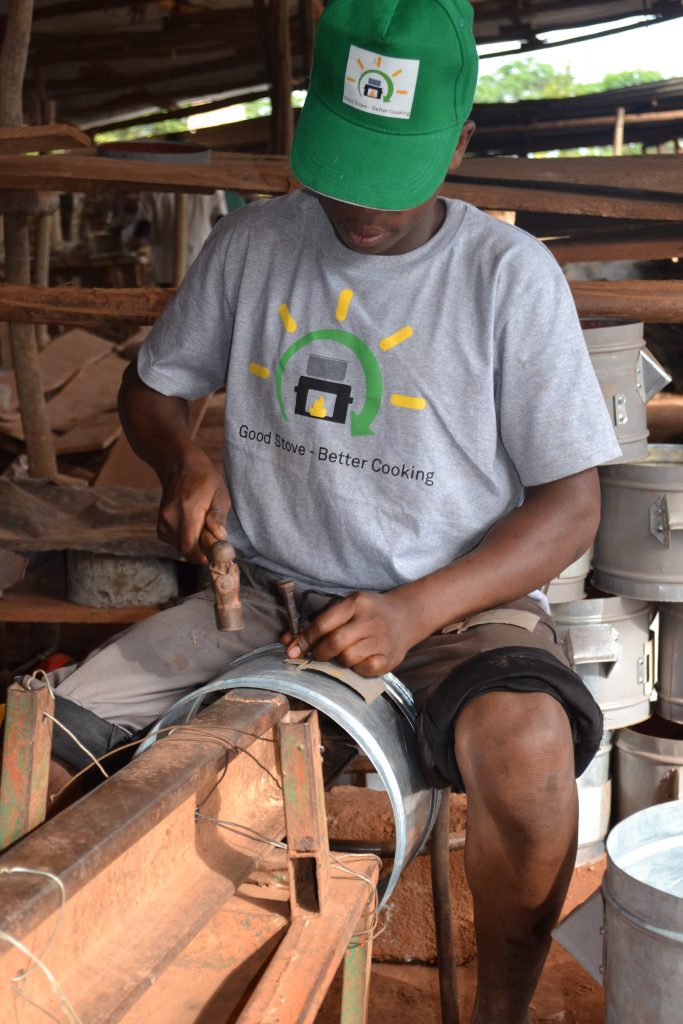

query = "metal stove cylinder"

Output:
[[582, 319, 670, 464], [614, 716, 683, 822], [593, 445, 683, 601], [657, 604, 683, 724], [576, 730, 612, 866], [138, 646, 439, 909], [547, 548, 592, 605], [553, 596, 655, 730], [603, 801, 683, 1024]]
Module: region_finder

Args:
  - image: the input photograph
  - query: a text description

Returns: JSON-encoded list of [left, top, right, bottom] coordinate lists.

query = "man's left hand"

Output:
[[284, 590, 417, 677]]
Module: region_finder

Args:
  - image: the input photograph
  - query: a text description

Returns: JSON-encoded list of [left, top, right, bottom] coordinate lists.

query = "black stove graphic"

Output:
[[294, 354, 353, 425]]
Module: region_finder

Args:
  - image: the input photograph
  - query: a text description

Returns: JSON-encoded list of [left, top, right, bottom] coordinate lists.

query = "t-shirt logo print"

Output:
[[343, 45, 420, 120], [244, 290, 428, 438]]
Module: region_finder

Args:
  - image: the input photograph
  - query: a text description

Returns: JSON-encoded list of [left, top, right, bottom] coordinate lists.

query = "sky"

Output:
[[188, 15, 683, 130], [478, 15, 683, 82]]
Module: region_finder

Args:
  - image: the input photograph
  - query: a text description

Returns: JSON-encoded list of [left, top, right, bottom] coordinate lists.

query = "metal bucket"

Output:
[[657, 604, 683, 724], [553, 596, 655, 730], [582, 320, 671, 463], [593, 445, 683, 601], [139, 646, 439, 908], [576, 731, 612, 866], [614, 715, 683, 822], [547, 548, 592, 604], [602, 801, 683, 1023]]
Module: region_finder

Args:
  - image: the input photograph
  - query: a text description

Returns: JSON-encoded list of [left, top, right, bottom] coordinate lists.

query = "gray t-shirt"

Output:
[[137, 190, 620, 595]]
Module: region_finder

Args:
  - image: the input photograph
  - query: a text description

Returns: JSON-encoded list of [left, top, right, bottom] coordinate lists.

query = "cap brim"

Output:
[[291, 91, 463, 211]]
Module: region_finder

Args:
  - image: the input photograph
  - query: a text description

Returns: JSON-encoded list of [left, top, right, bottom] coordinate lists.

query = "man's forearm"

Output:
[[118, 361, 201, 484], [394, 468, 601, 644]]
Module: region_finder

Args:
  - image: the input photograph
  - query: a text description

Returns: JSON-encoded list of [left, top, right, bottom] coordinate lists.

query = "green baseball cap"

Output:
[[291, 0, 479, 211]]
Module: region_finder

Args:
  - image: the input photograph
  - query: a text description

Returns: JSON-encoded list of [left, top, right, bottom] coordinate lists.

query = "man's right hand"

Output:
[[157, 450, 230, 563]]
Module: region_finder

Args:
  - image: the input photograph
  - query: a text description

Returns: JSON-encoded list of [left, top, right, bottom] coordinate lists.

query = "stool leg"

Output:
[[431, 791, 460, 1024], [340, 932, 373, 1024]]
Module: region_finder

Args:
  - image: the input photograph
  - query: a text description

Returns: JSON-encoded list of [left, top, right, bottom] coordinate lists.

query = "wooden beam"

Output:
[[0, 152, 296, 194], [0, 284, 174, 325], [272, 0, 294, 154], [569, 281, 683, 323], [0, 123, 90, 154], [1, 279, 683, 329], [0, 591, 160, 623], [547, 224, 683, 264], [0, 0, 59, 481]]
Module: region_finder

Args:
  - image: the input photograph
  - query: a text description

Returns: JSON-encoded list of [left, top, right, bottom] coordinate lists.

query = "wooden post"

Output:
[[34, 211, 51, 348], [271, 0, 294, 155], [299, 0, 321, 77], [0, 0, 58, 479], [172, 191, 188, 286], [0, 681, 54, 850], [613, 106, 626, 156]]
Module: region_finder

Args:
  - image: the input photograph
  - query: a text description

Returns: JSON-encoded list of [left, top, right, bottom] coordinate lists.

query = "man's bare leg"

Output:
[[455, 691, 578, 1024]]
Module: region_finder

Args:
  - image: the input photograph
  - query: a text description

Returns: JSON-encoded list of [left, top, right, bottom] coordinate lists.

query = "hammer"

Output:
[[205, 537, 244, 632]]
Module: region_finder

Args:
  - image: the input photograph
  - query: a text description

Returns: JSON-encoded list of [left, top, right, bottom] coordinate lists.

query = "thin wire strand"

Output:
[[195, 813, 384, 940], [0, 929, 82, 1024], [43, 714, 109, 781], [0, 868, 66, 982]]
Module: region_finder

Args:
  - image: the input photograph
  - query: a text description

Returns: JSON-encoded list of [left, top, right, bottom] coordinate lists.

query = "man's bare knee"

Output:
[[455, 691, 575, 821]]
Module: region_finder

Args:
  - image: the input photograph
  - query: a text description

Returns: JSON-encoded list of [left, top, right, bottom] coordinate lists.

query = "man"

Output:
[[47, 2, 620, 1021]]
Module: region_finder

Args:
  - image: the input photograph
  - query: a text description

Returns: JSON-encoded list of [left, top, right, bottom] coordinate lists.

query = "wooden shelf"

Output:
[[0, 591, 160, 623]]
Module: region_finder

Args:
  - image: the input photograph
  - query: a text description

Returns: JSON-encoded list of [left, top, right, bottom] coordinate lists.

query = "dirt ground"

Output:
[[315, 861, 605, 1024], [316, 787, 605, 1024]]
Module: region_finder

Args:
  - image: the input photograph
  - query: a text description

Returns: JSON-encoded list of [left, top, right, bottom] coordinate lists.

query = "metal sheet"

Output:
[[139, 645, 439, 909]]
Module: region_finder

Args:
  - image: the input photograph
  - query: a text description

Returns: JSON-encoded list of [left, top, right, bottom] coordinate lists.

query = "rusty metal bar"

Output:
[[278, 708, 330, 915], [431, 794, 460, 1024], [237, 853, 379, 1024], [0, 680, 54, 850], [340, 929, 373, 1024], [0, 690, 289, 1023]]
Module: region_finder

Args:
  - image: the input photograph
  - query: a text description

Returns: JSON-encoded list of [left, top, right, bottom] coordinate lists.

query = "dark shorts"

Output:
[[394, 599, 603, 792]]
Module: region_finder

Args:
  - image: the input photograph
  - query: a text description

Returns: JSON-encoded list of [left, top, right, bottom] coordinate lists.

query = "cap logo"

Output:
[[343, 44, 420, 120]]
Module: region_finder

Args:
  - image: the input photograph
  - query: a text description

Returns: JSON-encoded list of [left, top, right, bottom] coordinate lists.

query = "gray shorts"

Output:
[[47, 561, 600, 783]]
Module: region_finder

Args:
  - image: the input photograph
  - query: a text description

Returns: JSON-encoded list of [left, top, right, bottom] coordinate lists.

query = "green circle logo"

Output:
[[358, 69, 394, 105]]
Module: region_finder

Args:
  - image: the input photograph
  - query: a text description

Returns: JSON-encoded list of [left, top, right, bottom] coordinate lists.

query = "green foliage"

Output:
[[94, 117, 189, 144], [475, 59, 575, 103], [475, 58, 665, 105]]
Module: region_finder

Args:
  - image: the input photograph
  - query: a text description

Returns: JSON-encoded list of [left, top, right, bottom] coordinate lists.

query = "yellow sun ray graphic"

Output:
[[278, 304, 298, 333], [379, 326, 413, 351], [356, 58, 365, 70], [392, 69, 403, 78], [249, 363, 270, 379], [391, 394, 427, 410], [336, 289, 354, 322]]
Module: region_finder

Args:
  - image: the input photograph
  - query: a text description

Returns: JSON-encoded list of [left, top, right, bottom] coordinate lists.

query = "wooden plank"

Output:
[[454, 155, 683, 195], [441, 179, 683, 221], [54, 410, 122, 454], [0, 284, 173, 325], [0, 692, 288, 1023], [46, 351, 127, 433], [0, 591, 160, 623], [547, 224, 683, 264], [0, 123, 91, 154], [0, 329, 113, 415], [0, 152, 296, 195], [569, 281, 683, 322]]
